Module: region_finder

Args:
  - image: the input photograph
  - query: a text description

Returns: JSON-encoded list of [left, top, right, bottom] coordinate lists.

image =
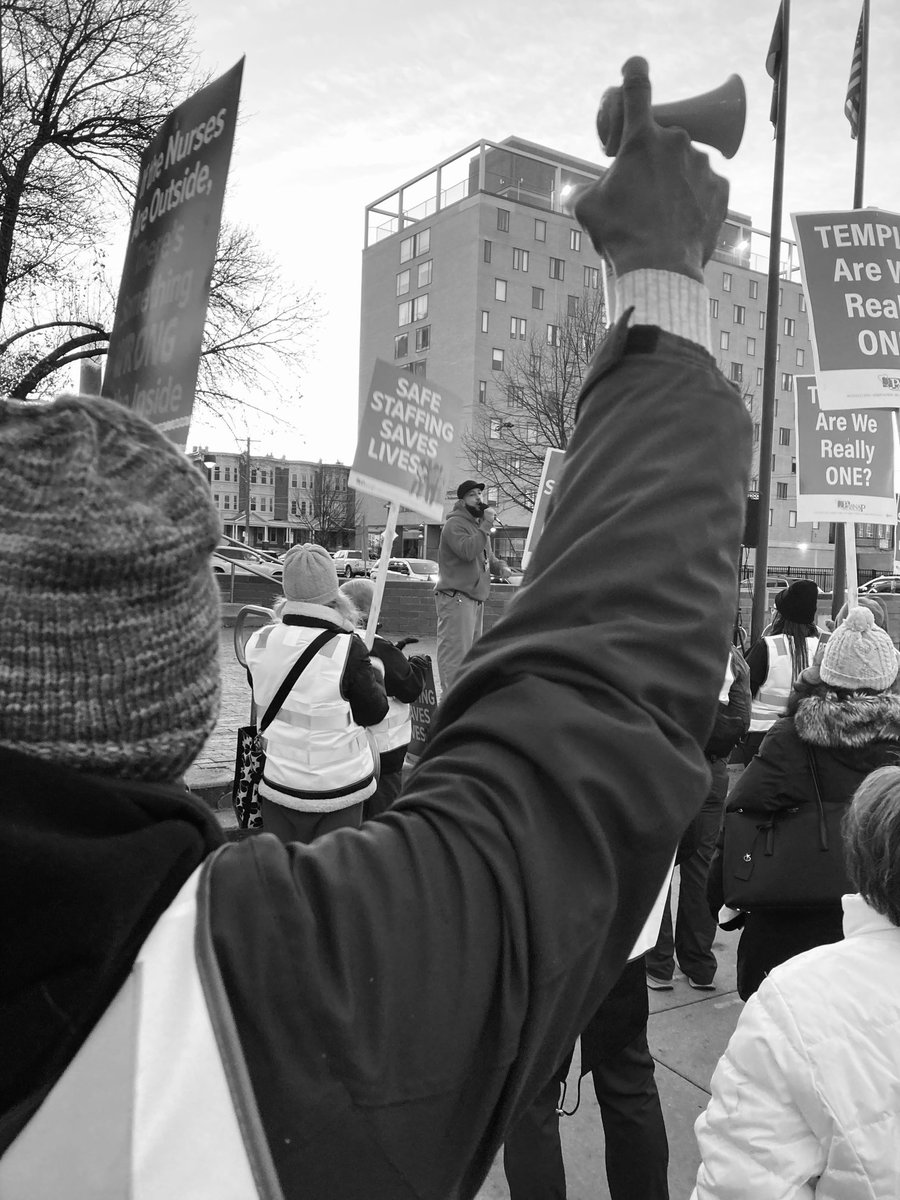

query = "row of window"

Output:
[[398, 293, 429, 327], [721, 334, 805, 368], [396, 259, 432, 296], [399, 228, 431, 263], [752, 425, 793, 446], [394, 327, 431, 358], [211, 466, 318, 489], [721, 272, 806, 312], [495, 207, 585, 250], [485, 253, 568, 282], [711, 299, 802, 341], [487, 417, 539, 442], [731, 361, 796, 391], [212, 495, 276, 512]]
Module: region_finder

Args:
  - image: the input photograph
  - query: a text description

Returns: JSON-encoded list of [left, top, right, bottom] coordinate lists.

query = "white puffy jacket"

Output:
[[693, 894, 900, 1199]]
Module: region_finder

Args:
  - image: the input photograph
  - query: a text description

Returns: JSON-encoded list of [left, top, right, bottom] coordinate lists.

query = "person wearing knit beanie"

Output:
[[0, 393, 222, 781], [774, 579, 819, 626], [282, 542, 341, 606], [816, 606, 900, 692]]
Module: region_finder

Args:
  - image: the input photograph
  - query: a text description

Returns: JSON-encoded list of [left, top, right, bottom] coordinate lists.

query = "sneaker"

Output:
[[688, 978, 717, 991], [646, 972, 674, 991]]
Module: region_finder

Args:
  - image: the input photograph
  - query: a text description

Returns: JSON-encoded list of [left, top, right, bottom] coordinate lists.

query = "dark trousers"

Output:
[[503, 1031, 669, 1200], [363, 768, 404, 820], [646, 760, 728, 985], [260, 797, 363, 844]]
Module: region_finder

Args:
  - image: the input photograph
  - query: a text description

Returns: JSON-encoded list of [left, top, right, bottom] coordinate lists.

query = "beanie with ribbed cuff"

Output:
[[0, 394, 222, 781], [820, 606, 899, 692], [283, 543, 340, 605]]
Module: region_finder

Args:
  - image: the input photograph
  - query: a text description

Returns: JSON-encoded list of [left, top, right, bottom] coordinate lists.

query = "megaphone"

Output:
[[597, 74, 746, 159]]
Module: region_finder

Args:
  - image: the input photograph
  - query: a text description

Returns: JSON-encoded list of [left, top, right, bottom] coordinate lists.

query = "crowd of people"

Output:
[[3, 54, 900, 1200]]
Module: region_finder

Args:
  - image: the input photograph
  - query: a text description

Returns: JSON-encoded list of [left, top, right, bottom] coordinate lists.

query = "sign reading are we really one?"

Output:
[[792, 209, 900, 411], [350, 360, 464, 522], [794, 375, 895, 524]]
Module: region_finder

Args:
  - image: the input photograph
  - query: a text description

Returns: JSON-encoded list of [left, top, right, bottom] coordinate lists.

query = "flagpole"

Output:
[[853, 0, 869, 208], [752, 0, 790, 645]]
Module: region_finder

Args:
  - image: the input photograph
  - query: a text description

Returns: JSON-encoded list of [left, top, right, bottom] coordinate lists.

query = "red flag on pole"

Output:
[[765, 2, 784, 127], [845, 6, 865, 139]]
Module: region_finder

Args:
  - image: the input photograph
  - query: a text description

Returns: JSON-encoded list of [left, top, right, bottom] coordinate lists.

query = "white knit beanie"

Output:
[[282, 543, 339, 605], [820, 606, 900, 692]]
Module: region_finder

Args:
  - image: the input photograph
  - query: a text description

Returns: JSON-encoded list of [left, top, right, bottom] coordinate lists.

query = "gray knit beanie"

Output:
[[819, 606, 899, 692], [283, 543, 340, 605], [0, 394, 222, 781]]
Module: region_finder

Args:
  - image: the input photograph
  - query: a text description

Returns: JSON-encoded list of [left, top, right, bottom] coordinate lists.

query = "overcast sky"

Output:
[[181, 0, 900, 463]]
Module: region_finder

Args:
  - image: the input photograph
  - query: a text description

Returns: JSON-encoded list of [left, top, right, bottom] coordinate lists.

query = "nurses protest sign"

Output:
[[794, 375, 895, 524], [521, 447, 565, 569], [792, 209, 900, 411], [102, 61, 243, 447], [350, 360, 464, 522]]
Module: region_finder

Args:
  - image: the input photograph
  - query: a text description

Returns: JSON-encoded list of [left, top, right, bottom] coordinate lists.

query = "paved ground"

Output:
[[186, 620, 743, 1198]]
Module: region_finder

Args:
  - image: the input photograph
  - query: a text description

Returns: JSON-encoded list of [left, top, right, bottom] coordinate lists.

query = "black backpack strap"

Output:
[[259, 628, 340, 732]]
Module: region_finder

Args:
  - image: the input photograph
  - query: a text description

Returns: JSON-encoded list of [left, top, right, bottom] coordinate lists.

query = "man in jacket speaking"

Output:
[[435, 479, 510, 691]]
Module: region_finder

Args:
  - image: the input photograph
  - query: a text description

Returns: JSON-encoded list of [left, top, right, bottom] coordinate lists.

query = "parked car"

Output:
[[739, 575, 790, 592], [385, 558, 439, 582], [213, 545, 282, 580], [492, 570, 524, 586], [332, 549, 369, 578], [858, 575, 900, 594]]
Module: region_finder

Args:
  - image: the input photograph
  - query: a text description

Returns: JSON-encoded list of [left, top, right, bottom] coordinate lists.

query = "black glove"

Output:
[[407, 654, 431, 673]]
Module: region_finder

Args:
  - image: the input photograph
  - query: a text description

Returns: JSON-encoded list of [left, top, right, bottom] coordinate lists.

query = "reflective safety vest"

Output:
[[246, 622, 376, 811], [371, 696, 412, 755], [749, 634, 820, 733]]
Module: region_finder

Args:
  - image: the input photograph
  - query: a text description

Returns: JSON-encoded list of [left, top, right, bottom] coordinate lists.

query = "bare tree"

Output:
[[307, 465, 361, 550], [0, 1, 319, 413], [464, 288, 608, 510]]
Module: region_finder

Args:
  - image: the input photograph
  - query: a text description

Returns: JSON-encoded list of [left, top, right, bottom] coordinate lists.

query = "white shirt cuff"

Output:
[[613, 270, 711, 352]]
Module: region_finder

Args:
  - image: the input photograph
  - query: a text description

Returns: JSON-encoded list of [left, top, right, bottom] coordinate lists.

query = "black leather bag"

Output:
[[722, 748, 852, 909]]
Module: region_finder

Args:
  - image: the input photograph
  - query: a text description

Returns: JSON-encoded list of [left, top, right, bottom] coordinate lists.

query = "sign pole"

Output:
[[365, 501, 399, 650], [843, 521, 859, 612]]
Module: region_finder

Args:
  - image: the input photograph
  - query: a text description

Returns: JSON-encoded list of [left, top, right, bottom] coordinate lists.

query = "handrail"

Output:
[[233, 605, 276, 668]]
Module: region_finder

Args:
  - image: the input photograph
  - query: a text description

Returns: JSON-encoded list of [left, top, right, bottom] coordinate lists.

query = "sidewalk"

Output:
[[188, 625, 741, 1195]]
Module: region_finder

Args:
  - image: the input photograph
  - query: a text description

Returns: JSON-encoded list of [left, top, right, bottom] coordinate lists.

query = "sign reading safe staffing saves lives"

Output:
[[794, 375, 895, 524], [792, 208, 900, 411], [350, 359, 464, 522], [102, 61, 243, 447]]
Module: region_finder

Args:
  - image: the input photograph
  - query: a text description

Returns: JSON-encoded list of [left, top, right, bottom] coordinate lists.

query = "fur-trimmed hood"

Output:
[[793, 688, 900, 749]]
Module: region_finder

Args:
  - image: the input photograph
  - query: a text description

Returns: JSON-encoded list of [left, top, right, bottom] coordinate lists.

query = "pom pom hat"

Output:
[[819, 606, 900, 692], [0, 394, 222, 781]]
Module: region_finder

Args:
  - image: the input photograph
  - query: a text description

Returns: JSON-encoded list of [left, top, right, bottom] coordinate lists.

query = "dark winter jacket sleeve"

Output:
[[341, 632, 389, 726], [747, 638, 769, 697], [705, 652, 752, 759], [372, 636, 426, 704], [206, 316, 751, 1200]]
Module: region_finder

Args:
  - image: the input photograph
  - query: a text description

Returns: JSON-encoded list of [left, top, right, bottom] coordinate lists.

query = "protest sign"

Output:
[[350, 360, 464, 522], [102, 61, 244, 447], [794, 375, 895, 523], [521, 447, 565, 569], [792, 209, 900, 410], [407, 657, 438, 759]]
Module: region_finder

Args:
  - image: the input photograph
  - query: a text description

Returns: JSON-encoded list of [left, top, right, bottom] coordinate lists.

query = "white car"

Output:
[[213, 545, 282, 580], [332, 549, 369, 578], [385, 558, 439, 582]]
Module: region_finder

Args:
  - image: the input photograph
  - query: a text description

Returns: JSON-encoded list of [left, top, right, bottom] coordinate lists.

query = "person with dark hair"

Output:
[[0, 58, 750, 1197], [693, 762, 900, 1199], [709, 605, 900, 1001], [743, 578, 822, 763], [434, 478, 510, 691]]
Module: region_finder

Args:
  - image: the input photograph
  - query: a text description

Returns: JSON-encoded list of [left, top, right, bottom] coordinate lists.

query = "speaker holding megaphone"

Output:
[[597, 74, 746, 159]]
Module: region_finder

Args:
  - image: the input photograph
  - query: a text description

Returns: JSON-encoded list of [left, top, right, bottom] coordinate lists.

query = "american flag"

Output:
[[845, 7, 865, 139], [765, 2, 784, 127]]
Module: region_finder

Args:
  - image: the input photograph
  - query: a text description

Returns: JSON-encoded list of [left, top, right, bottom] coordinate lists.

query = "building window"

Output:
[[396, 269, 410, 296], [750, 476, 759, 492], [417, 259, 432, 288], [250, 468, 258, 484], [784, 316, 795, 336], [799, 293, 807, 312], [485, 485, 499, 504], [569, 229, 582, 251], [301, 501, 307, 516], [753, 423, 760, 444], [749, 279, 759, 299], [507, 384, 524, 408], [567, 294, 579, 318], [415, 229, 430, 256], [412, 294, 428, 321], [779, 286, 783, 305], [779, 426, 791, 445], [789, 510, 797, 528], [415, 326, 430, 352], [512, 247, 529, 272], [730, 362, 743, 383], [776, 482, 788, 499], [584, 266, 600, 289], [709, 297, 719, 319], [394, 332, 408, 359], [532, 286, 544, 310], [398, 300, 412, 326], [478, 380, 487, 404], [250, 496, 257, 511], [400, 235, 413, 264], [776, 343, 781, 361], [792, 457, 797, 474], [481, 310, 489, 333], [489, 418, 503, 439], [213, 493, 220, 506], [546, 323, 560, 346], [224, 467, 231, 482], [534, 218, 546, 242], [769, 508, 773, 526], [492, 348, 505, 371], [733, 304, 746, 325], [497, 208, 510, 232], [796, 347, 805, 366], [290, 500, 297, 516], [549, 257, 565, 280], [747, 336, 756, 356], [719, 330, 730, 351], [757, 367, 764, 386], [723, 272, 732, 292], [405, 360, 427, 375], [212, 464, 220, 481], [510, 316, 526, 339], [525, 423, 538, 444], [781, 372, 793, 392], [483, 239, 492, 263], [495, 278, 507, 301], [290, 473, 298, 488], [759, 310, 766, 330]]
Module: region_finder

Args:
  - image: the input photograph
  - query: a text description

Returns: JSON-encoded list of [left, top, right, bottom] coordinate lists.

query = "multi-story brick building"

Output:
[[359, 135, 893, 577]]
